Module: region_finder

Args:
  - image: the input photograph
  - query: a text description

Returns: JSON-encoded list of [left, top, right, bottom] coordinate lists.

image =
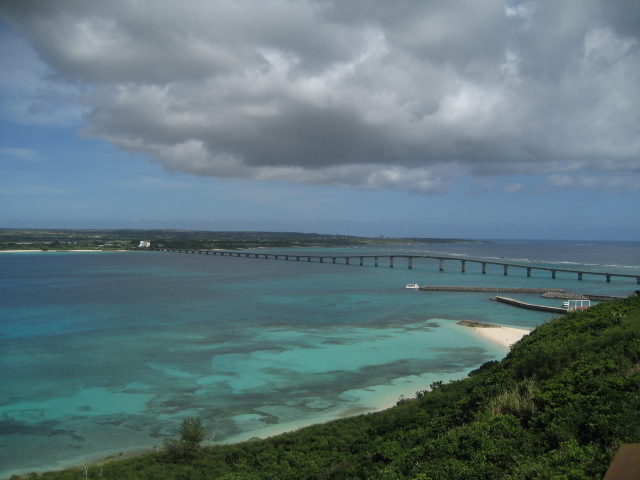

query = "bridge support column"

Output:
[[551, 270, 556, 279], [482, 263, 486, 274], [374, 257, 378, 267], [439, 259, 444, 271], [296, 256, 300, 261], [636, 277, 640, 284], [332, 257, 336, 264], [346, 257, 350, 265], [319, 257, 324, 263], [606, 274, 611, 283], [503, 265, 509, 276], [578, 273, 583, 280], [390, 256, 394, 268], [527, 267, 532, 277], [360, 257, 364, 266], [461, 260, 466, 273], [307, 257, 312, 262], [408, 258, 413, 269]]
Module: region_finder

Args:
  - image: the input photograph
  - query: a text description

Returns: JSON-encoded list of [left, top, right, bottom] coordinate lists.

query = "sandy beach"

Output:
[[466, 324, 531, 350]]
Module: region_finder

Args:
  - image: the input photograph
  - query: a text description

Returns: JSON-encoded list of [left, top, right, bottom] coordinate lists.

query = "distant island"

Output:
[[0, 228, 484, 252]]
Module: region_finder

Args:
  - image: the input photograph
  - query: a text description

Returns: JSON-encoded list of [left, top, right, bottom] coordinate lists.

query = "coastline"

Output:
[[220, 321, 527, 445], [461, 322, 531, 350], [0, 249, 125, 253], [0, 320, 530, 479]]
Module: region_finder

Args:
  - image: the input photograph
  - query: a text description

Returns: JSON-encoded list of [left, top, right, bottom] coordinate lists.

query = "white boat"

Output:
[[405, 283, 420, 289]]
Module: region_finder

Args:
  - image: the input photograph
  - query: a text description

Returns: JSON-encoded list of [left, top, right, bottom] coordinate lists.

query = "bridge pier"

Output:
[[578, 273, 582, 280], [503, 265, 508, 276], [374, 257, 378, 267], [606, 274, 611, 283], [461, 260, 466, 273], [551, 270, 556, 279], [439, 259, 444, 271], [408, 258, 413, 269], [296, 256, 300, 261], [332, 257, 336, 264], [346, 257, 350, 265], [390, 256, 394, 268], [527, 267, 532, 277], [482, 262, 486, 274]]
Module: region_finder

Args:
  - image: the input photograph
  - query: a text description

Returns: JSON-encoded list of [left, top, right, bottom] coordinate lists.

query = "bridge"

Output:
[[156, 249, 640, 284]]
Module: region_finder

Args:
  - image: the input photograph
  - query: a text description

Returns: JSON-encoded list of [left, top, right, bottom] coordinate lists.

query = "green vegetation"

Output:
[[163, 417, 207, 462], [16, 294, 639, 479], [0, 228, 480, 251]]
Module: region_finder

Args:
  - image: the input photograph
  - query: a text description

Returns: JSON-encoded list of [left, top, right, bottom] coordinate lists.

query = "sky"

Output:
[[1, 0, 639, 240]]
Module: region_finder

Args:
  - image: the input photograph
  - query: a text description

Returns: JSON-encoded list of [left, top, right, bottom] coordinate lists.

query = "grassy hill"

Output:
[[24, 294, 640, 479]]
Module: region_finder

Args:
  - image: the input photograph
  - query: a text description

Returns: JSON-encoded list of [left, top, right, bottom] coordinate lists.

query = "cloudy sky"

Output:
[[1, 0, 638, 240]]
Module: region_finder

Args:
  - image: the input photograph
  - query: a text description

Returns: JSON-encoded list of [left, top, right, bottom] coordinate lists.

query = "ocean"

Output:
[[1, 239, 639, 477]]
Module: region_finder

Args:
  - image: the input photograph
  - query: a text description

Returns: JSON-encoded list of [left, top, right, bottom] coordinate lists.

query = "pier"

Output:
[[156, 249, 640, 284], [492, 296, 569, 314]]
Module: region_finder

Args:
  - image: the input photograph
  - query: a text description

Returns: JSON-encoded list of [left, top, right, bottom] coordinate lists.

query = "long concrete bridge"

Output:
[[156, 249, 640, 284]]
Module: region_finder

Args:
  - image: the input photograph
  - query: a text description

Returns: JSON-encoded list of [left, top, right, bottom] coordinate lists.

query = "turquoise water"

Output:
[[1, 241, 638, 477]]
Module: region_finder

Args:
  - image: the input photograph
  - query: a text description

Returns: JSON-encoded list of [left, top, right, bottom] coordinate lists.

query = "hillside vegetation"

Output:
[[24, 294, 640, 479]]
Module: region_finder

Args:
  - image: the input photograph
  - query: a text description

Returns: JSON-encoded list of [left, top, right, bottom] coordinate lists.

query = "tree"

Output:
[[163, 417, 206, 462]]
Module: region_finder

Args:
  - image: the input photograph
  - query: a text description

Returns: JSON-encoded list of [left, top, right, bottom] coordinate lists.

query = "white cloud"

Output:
[[0, 147, 41, 162], [504, 182, 524, 193], [1, 0, 639, 194]]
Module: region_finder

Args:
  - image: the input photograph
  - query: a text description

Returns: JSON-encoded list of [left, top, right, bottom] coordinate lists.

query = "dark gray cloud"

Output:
[[2, 0, 639, 193]]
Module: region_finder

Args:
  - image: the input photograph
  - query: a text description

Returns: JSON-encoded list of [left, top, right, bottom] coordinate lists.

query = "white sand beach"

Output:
[[468, 325, 531, 349]]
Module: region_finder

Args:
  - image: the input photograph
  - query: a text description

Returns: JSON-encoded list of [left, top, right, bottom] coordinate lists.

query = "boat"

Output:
[[562, 299, 591, 311], [405, 283, 420, 289]]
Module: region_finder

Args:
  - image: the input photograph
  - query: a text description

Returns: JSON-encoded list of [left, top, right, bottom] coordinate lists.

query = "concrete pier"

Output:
[[493, 296, 568, 314]]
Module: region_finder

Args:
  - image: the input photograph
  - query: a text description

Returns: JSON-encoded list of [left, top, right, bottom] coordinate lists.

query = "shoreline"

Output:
[[0, 249, 128, 253], [0, 319, 530, 479], [460, 322, 531, 350]]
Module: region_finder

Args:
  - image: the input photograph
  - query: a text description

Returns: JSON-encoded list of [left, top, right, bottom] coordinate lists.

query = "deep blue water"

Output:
[[1, 240, 638, 477]]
